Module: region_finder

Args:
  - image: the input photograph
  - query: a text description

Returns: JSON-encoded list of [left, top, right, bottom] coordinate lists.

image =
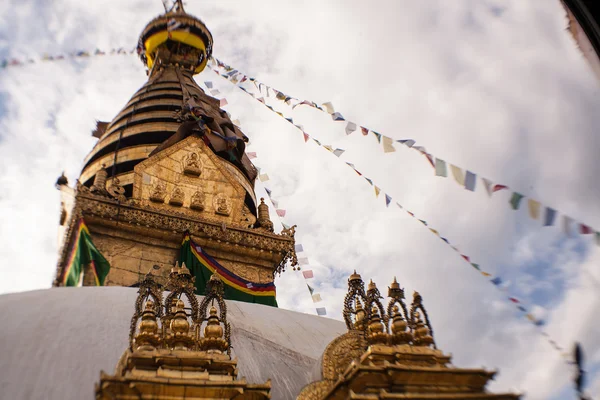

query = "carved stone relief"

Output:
[[150, 182, 167, 203], [190, 190, 205, 211], [182, 152, 202, 177], [213, 193, 232, 216], [169, 187, 185, 206]]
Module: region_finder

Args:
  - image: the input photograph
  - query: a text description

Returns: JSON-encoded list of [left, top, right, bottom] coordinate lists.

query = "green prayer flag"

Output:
[[509, 192, 525, 210], [307, 284, 314, 295]]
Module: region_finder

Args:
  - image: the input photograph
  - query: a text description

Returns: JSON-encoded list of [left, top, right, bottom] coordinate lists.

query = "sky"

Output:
[[1, 0, 600, 398]]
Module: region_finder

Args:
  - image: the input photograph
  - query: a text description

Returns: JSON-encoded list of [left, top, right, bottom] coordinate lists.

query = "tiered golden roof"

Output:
[[96, 266, 270, 399], [298, 272, 521, 400]]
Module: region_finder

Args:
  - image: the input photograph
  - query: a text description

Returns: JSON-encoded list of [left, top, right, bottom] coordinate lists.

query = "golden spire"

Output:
[[166, 299, 195, 350], [134, 300, 161, 351], [366, 306, 388, 345], [200, 306, 229, 354]]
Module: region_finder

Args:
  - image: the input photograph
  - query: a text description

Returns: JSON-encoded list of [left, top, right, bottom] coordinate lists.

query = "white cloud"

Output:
[[1, 0, 599, 398]]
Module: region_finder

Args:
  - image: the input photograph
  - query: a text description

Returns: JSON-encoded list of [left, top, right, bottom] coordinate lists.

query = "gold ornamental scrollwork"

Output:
[[321, 330, 367, 381]]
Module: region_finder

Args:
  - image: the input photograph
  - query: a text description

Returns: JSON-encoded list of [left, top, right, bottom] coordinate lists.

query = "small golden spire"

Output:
[[366, 306, 388, 345], [200, 306, 229, 354], [412, 311, 434, 347], [390, 277, 400, 290], [167, 299, 194, 350], [134, 300, 161, 351], [354, 301, 366, 330], [390, 305, 411, 345]]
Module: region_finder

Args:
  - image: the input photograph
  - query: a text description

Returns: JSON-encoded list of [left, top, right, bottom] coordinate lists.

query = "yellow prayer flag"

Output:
[[382, 136, 396, 153], [374, 186, 381, 197], [481, 272, 492, 277], [450, 165, 465, 186], [528, 199, 541, 220], [429, 228, 439, 236], [526, 314, 535, 322], [322, 102, 335, 114], [323, 145, 333, 152]]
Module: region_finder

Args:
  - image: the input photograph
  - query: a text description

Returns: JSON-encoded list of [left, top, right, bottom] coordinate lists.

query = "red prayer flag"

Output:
[[276, 209, 286, 217], [303, 132, 309, 142], [302, 270, 314, 279], [247, 152, 257, 159], [493, 184, 508, 192], [361, 127, 369, 136], [580, 224, 593, 234], [461, 255, 470, 262], [509, 297, 519, 303]]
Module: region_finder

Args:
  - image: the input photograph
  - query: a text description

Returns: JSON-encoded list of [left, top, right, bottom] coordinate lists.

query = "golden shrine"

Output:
[[50, 1, 521, 399]]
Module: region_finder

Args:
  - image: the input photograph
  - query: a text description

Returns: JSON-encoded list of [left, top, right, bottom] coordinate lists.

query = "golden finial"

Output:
[[134, 300, 161, 351], [354, 301, 366, 330], [390, 277, 400, 290], [366, 306, 388, 345], [412, 311, 434, 347], [390, 305, 411, 345], [171, 261, 180, 275], [368, 279, 377, 291], [167, 299, 194, 350], [200, 306, 229, 353], [179, 262, 191, 276], [349, 270, 362, 282]]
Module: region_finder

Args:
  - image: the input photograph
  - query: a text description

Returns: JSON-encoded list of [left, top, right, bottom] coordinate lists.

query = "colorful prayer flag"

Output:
[[259, 174, 270, 182], [464, 171, 476, 191], [276, 209, 286, 218], [312, 293, 322, 303], [491, 277, 503, 285], [528, 199, 541, 220], [372, 132, 382, 143], [471, 263, 480, 270], [509, 297, 519, 303], [331, 112, 345, 121], [580, 224, 593, 234], [382, 136, 396, 153], [295, 244, 304, 252], [307, 283, 314, 294], [316, 307, 327, 316], [544, 207, 557, 226], [450, 165, 465, 186], [345, 122, 357, 135], [482, 178, 493, 196], [219, 98, 228, 107], [333, 148, 345, 157], [509, 192, 524, 210], [385, 194, 392, 207], [435, 158, 447, 177], [204, 81, 213, 88], [298, 257, 309, 265], [303, 132, 309, 142], [563, 216, 572, 236], [247, 152, 257, 159], [374, 186, 381, 197], [481, 272, 492, 277], [398, 139, 416, 148], [493, 184, 508, 192], [361, 127, 369, 136], [302, 270, 314, 279], [322, 102, 335, 114]]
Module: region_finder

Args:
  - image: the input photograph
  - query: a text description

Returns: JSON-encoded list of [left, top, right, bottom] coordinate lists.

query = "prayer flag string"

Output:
[[209, 66, 571, 359], [210, 57, 598, 245]]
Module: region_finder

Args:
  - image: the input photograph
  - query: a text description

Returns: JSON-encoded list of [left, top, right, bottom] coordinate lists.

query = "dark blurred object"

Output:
[[573, 342, 589, 400], [561, 0, 600, 79]]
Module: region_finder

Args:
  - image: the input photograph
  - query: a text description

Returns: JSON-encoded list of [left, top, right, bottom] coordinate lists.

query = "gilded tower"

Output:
[[54, 1, 297, 294]]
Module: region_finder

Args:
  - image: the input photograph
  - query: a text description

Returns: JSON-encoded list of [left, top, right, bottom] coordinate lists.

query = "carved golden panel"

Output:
[[132, 136, 247, 227]]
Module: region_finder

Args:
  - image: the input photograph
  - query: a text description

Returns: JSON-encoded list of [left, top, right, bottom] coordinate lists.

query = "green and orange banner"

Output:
[[179, 233, 277, 307], [61, 219, 111, 286]]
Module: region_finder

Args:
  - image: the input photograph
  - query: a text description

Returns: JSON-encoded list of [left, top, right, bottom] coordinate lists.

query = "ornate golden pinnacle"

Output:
[[349, 270, 362, 282]]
